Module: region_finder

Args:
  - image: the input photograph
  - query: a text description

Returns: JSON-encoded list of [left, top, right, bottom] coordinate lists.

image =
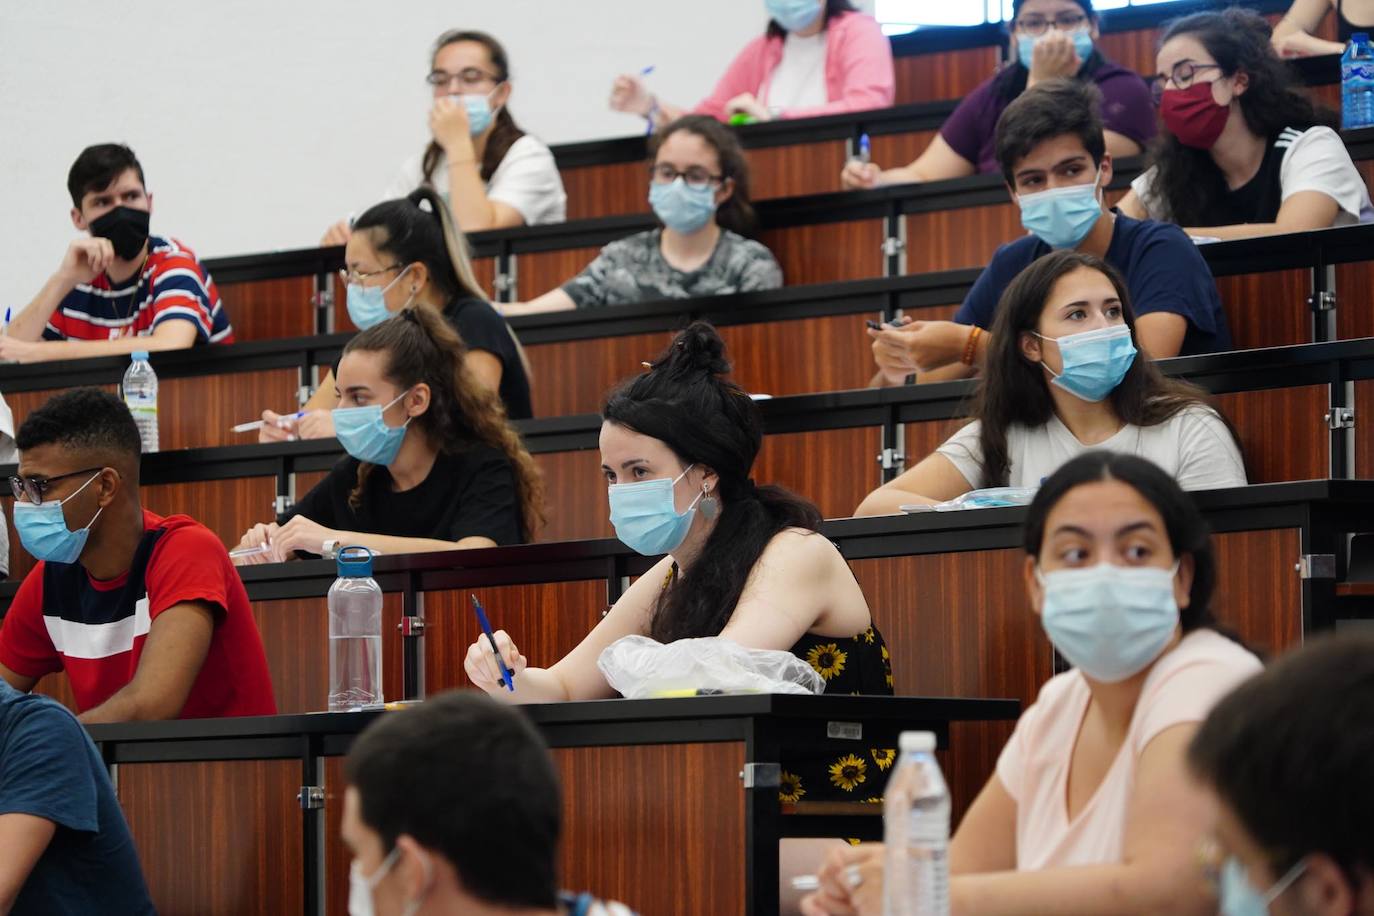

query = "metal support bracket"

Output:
[[310, 290, 334, 310], [274, 495, 293, 515], [493, 272, 515, 293], [1308, 291, 1337, 312], [398, 616, 426, 636], [877, 447, 905, 471], [297, 786, 324, 810], [1325, 407, 1355, 430], [739, 763, 781, 789], [881, 237, 906, 257], [1296, 554, 1336, 579], [296, 385, 313, 407]]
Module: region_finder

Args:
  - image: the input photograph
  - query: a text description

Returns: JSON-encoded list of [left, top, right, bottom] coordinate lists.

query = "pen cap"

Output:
[[335, 545, 374, 578]]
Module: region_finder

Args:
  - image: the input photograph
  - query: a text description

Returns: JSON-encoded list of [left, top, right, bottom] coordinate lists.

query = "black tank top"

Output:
[[1338, 0, 1374, 43]]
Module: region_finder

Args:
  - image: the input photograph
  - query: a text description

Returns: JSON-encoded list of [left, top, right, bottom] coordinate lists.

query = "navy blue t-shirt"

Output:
[[0, 681, 154, 915], [953, 212, 1232, 355]]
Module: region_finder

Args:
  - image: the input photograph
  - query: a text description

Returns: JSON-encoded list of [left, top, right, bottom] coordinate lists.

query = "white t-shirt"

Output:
[[936, 406, 1247, 491], [763, 31, 829, 111], [995, 630, 1261, 870], [1131, 125, 1374, 226], [383, 134, 567, 226]]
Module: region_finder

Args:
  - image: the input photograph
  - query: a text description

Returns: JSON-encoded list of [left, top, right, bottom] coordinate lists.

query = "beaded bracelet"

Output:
[[961, 326, 983, 366]]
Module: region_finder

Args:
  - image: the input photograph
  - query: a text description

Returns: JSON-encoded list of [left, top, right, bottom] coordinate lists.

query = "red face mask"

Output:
[[1159, 80, 1231, 149]]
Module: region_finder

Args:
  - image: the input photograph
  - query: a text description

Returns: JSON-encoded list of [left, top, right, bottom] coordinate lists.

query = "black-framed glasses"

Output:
[[1015, 12, 1088, 35], [1151, 61, 1224, 105], [649, 163, 724, 190], [10, 467, 105, 506], [425, 68, 501, 91], [338, 264, 402, 286]]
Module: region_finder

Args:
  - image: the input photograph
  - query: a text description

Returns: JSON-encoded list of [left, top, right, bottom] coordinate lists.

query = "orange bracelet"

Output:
[[961, 326, 983, 366]]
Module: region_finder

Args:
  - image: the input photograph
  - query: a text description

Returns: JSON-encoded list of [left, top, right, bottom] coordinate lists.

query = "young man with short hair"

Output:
[[1188, 632, 1374, 916], [0, 388, 274, 723], [344, 691, 635, 916], [1, 144, 233, 364], [870, 78, 1230, 386]]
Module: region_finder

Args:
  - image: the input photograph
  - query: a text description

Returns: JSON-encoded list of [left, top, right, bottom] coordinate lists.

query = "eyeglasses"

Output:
[[338, 265, 402, 286], [425, 68, 501, 92], [1151, 61, 1223, 105], [649, 163, 724, 190], [9, 467, 105, 506], [1015, 12, 1088, 35]]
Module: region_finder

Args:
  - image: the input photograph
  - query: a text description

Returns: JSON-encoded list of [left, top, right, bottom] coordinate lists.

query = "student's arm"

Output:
[[1272, 0, 1346, 56], [717, 531, 859, 650], [265, 514, 497, 561], [260, 372, 338, 443], [855, 452, 974, 516], [949, 776, 1020, 874], [497, 288, 578, 316], [0, 662, 36, 694], [844, 135, 978, 189], [1133, 313, 1189, 359], [0, 320, 197, 363], [0, 813, 58, 913], [78, 602, 216, 723], [9, 239, 116, 342], [466, 349, 504, 393], [1184, 189, 1343, 240], [429, 99, 525, 232], [918, 362, 979, 384], [1103, 130, 1142, 160]]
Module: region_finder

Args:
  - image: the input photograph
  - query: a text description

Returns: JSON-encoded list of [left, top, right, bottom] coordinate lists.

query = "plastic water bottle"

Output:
[[327, 546, 383, 711], [121, 351, 158, 453], [1341, 33, 1374, 130], [883, 731, 950, 916]]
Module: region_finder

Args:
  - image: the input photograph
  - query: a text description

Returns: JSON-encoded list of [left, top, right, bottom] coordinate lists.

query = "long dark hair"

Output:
[[343, 307, 545, 537], [766, 0, 857, 37], [973, 250, 1230, 488], [1023, 452, 1219, 632], [994, 0, 1103, 104], [1143, 8, 1336, 226], [421, 30, 526, 185], [650, 115, 758, 238], [602, 322, 822, 642]]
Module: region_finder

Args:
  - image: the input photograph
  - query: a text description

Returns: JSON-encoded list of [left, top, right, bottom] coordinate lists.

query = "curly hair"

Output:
[[650, 115, 759, 238]]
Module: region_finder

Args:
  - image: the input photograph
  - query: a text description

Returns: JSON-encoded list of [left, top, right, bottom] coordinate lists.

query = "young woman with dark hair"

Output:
[[501, 116, 781, 316], [843, 0, 1153, 189], [321, 29, 565, 242], [856, 250, 1245, 516], [233, 307, 543, 563], [610, 0, 892, 128], [1118, 8, 1373, 239], [805, 451, 1262, 915]]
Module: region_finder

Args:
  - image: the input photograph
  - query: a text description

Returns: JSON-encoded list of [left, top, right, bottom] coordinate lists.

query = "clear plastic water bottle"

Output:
[[327, 546, 383, 712], [1341, 33, 1374, 130], [121, 351, 158, 453], [883, 731, 950, 916]]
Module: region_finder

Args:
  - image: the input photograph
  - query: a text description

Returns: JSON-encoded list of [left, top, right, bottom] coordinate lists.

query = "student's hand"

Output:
[[295, 409, 335, 440], [0, 337, 48, 364], [866, 318, 918, 384], [1272, 29, 1345, 58], [609, 74, 654, 116], [725, 92, 772, 122], [258, 409, 297, 443], [57, 237, 116, 285], [841, 160, 883, 191], [270, 515, 339, 559], [464, 628, 528, 694], [320, 220, 351, 247], [429, 96, 476, 157], [799, 843, 884, 916], [1026, 30, 1081, 86], [232, 523, 280, 566]]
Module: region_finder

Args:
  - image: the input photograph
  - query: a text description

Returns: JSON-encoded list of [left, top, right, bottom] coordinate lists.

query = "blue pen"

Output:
[[857, 133, 871, 164], [639, 65, 657, 136], [471, 594, 515, 691], [2, 307, 10, 336]]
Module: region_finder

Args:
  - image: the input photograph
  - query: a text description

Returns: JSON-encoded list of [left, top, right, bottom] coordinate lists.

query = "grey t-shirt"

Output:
[[561, 229, 783, 308]]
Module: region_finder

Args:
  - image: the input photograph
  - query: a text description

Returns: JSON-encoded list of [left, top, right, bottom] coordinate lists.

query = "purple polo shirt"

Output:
[[939, 61, 1157, 174]]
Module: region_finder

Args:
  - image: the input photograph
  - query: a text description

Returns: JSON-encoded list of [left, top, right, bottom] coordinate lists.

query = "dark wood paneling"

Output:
[[524, 331, 671, 418], [1336, 260, 1374, 340], [295, 469, 331, 503], [894, 47, 1000, 105], [1357, 379, 1374, 478], [562, 161, 649, 222], [516, 246, 603, 302], [216, 277, 315, 342], [1212, 528, 1304, 657], [747, 141, 849, 200], [1215, 270, 1310, 351], [534, 449, 610, 542], [119, 759, 303, 916], [1216, 385, 1329, 483], [1097, 28, 1163, 77], [719, 314, 880, 397], [870, 130, 939, 174], [757, 428, 882, 520], [32, 671, 77, 712], [760, 219, 887, 285], [159, 369, 301, 452], [472, 256, 497, 301], [905, 204, 1020, 274], [143, 475, 277, 548]]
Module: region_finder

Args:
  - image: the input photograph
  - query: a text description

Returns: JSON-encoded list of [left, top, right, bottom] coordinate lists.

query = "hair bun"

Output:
[[653, 321, 731, 379]]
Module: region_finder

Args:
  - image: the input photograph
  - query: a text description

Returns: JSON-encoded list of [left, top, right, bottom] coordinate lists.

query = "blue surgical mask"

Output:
[[766, 0, 823, 32], [13, 472, 105, 565], [1037, 323, 1137, 403], [648, 178, 717, 235], [1017, 29, 1095, 67], [1036, 562, 1180, 682], [1219, 857, 1308, 916], [450, 92, 495, 136], [1017, 170, 1104, 249], [346, 266, 412, 331], [333, 390, 413, 466], [608, 464, 704, 556]]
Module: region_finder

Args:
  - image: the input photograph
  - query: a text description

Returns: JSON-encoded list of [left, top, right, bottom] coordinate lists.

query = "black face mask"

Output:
[[89, 206, 151, 261]]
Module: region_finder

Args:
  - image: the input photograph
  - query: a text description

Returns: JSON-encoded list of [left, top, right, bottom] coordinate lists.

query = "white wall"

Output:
[[0, 0, 873, 312]]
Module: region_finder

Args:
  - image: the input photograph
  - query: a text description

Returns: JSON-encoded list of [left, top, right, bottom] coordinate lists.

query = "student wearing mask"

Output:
[[842, 0, 1152, 190], [805, 452, 1263, 916], [1273, 0, 1374, 57], [1118, 9, 1374, 240], [610, 1, 893, 128], [344, 691, 636, 916], [500, 116, 781, 316], [0, 389, 276, 722], [2, 144, 232, 364], [234, 308, 542, 562], [869, 79, 1229, 387], [322, 29, 565, 242], [856, 251, 1245, 516], [1188, 632, 1374, 916], [266, 188, 532, 442]]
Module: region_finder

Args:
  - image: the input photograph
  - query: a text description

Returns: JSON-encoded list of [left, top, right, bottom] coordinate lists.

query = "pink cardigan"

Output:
[[692, 11, 895, 121]]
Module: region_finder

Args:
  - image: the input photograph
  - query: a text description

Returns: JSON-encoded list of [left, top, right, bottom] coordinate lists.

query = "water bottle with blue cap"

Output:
[[122, 351, 158, 453], [328, 546, 383, 711]]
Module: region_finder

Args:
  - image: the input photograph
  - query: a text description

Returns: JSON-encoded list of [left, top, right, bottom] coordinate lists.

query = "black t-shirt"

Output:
[[1211, 129, 1292, 226], [445, 297, 533, 420], [281, 443, 526, 546]]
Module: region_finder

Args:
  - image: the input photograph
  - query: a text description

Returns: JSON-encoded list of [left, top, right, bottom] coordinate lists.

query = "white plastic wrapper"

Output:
[[900, 486, 1038, 513], [597, 635, 825, 698]]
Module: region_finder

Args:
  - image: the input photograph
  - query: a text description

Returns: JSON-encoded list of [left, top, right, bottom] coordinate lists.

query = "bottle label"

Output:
[[1344, 62, 1374, 81]]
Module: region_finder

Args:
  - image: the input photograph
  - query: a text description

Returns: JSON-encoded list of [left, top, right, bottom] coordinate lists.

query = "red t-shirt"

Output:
[[0, 511, 276, 718]]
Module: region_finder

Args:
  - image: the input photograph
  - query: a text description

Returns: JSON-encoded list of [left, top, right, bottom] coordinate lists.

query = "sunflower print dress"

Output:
[[778, 626, 896, 807]]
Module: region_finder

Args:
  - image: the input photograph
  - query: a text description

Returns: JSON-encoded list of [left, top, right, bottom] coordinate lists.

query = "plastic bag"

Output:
[[597, 635, 825, 698], [901, 486, 1038, 513]]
